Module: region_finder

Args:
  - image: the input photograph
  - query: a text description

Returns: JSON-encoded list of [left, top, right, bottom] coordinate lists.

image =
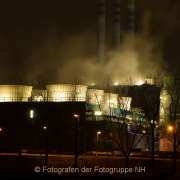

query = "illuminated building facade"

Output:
[[0, 83, 155, 153]]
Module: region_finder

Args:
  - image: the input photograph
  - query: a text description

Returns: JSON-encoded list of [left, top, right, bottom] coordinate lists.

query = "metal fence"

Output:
[[0, 97, 87, 102]]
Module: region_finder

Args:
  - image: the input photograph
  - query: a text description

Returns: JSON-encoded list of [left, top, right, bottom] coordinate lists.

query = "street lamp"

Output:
[[43, 126, 47, 130], [74, 114, 79, 118], [97, 131, 101, 152], [168, 126, 173, 131], [0, 128, 2, 131], [74, 114, 79, 175]]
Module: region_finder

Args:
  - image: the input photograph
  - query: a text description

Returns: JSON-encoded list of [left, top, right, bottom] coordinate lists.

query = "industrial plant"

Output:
[[0, 81, 158, 153], [97, 0, 135, 65], [0, 0, 178, 158]]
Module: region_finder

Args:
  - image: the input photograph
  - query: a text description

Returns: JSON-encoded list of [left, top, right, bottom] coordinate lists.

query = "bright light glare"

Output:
[[137, 80, 143, 86], [37, 96, 43, 101], [30, 110, 34, 118], [43, 126, 47, 129], [0, 128, 1, 131], [74, 114, 79, 117], [95, 111, 102, 115], [97, 131, 101, 134], [142, 130, 146, 133], [168, 126, 173, 131]]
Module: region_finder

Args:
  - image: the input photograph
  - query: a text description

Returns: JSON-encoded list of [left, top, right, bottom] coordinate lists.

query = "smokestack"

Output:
[[97, 0, 105, 65], [127, 0, 135, 35], [113, 0, 120, 50]]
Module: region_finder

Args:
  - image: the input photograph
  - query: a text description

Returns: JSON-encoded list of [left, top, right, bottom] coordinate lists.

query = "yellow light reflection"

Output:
[[137, 80, 143, 86], [95, 111, 102, 115]]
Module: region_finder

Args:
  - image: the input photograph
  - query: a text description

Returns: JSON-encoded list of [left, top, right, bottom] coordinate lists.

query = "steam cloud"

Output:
[[24, 12, 167, 86], [0, 0, 179, 86]]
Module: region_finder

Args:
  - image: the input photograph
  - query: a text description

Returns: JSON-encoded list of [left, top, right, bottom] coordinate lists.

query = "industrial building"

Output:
[[0, 83, 156, 154], [0, 1, 165, 154]]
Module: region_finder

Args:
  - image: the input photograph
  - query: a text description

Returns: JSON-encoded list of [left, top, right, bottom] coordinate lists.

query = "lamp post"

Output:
[[74, 114, 79, 175], [167, 124, 177, 172], [43, 125, 48, 166], [142, 130, 147, 152], [97, 131, 101, 152]]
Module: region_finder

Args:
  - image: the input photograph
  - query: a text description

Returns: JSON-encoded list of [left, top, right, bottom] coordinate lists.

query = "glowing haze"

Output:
[[25, 17, 167, 86], [0, 0, 179, 85]]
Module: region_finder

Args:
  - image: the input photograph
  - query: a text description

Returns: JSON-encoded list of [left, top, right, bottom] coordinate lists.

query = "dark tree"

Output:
[[96, 77, 146, 168], [163, 75, 180, 173], [136, 75, 163, 172]]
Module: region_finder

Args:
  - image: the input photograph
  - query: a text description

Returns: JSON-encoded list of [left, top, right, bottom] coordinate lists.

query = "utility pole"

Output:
[[74, 114, 79, 176]]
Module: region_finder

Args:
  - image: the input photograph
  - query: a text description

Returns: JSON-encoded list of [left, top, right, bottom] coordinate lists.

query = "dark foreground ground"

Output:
[[0, 154, 180, 180]]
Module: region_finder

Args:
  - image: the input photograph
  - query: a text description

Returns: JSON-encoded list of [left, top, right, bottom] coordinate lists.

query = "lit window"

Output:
[[95, 111, 102, 115], [30, 110, 34, 118]]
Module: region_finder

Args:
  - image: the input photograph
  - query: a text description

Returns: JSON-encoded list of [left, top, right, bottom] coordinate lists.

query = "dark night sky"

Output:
[[0, 0, 180, 85]]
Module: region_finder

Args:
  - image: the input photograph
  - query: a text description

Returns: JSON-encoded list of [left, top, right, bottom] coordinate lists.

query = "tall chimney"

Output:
[[113, 0, 121, 50], [127, 0, 135, 35], [97, 0, 105, 65]]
